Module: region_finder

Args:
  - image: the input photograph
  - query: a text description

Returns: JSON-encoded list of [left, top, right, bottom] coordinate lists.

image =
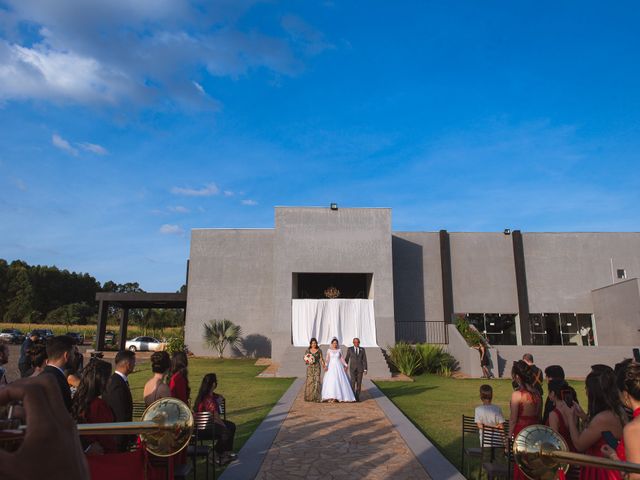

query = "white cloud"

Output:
[[241, 199, 258, 206], [171, 183, 219, 196], [223, 190, 234, 197], [78, 142, 108, 155], [159, 224, 184, 235], [168, 206, 189, 213], [52, 133, 78, 155], [0, 1, 325, 108]]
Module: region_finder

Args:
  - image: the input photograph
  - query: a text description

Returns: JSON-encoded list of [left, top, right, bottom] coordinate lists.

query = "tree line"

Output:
[[0, 259, 184, 331]]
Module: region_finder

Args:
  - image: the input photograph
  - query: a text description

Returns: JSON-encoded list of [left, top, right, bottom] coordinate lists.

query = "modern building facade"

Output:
[[184, 206, 640, 377]]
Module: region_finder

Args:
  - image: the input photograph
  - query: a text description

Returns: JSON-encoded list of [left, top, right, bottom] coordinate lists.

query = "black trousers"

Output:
[[199, 420, 236, 453], [350, 368, 364, 400]]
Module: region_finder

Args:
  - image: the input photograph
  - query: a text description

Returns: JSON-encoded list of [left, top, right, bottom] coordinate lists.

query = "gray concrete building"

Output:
[[184, 206, 640, 377]]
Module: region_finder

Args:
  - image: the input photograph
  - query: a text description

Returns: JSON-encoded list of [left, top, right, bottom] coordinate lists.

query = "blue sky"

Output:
[[1, 1, 639, 290]]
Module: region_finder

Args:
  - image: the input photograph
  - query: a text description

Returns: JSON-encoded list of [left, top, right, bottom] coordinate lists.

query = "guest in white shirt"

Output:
[[474, 384, 505, 447]]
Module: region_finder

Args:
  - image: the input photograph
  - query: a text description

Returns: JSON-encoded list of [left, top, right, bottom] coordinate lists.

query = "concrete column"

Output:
[[96, 300, 108, 350], [439, 230, 454, 324], [512, 230, 532, 345], [118, 308, 129, 351]]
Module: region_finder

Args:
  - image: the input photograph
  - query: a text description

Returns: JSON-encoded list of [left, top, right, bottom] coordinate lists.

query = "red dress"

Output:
[[547, 407, 576, 452], [169, 372, 189, 466], [84, 397, 118, 453], [196, 393, 221, 414], [615, 407, 640, 461], [580, 438, 622, 480], [513, 389, 541, 480], [169, 372, 188, 403]]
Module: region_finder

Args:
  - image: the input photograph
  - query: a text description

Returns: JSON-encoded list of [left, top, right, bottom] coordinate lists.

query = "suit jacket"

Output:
[[345, 346, 367, 372], [42, 365, 72, 412], [103, 373, 133, 423]]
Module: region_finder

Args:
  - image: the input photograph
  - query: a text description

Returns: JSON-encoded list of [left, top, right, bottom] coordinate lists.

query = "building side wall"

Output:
[[272, 208, 395, 360], [449, 232, 519, 314], [392, 232, 443, 342], [185, 229, 274, 356], [524, 233, 640, 313], [592, 278, 640, 346]]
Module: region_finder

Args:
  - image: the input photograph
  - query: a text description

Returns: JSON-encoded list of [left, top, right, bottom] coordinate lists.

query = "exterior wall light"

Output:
[[330, 203, 338, 210]]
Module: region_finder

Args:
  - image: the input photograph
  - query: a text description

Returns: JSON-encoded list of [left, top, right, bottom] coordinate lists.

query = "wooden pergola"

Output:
[[95, 292, 187, 350]]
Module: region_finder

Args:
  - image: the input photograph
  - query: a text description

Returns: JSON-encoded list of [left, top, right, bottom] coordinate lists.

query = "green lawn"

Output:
[[128, 358, 294, 477], [375, 375, 587, 473]]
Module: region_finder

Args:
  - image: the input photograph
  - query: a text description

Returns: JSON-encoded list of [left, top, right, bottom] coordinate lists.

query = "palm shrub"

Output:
[[388, 342, 422, 376], [203, 319, 242, 358], [415, 344, 458, 376]]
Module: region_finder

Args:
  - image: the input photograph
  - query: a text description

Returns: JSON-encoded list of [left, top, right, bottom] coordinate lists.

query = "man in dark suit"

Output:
[[103, 350, 136, 451], [42, 335, 75, 411], [345, 337, 367, 402]]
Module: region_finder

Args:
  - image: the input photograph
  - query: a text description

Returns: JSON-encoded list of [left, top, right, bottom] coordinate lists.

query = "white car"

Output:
[[125, 336, 163, 352]]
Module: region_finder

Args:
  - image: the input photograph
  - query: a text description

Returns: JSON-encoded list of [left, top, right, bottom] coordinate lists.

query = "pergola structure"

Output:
[[95, 292, 187, 350]]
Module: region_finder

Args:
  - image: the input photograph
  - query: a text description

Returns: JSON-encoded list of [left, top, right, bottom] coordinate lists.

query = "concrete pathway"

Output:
[[254, 384, 432, 480]]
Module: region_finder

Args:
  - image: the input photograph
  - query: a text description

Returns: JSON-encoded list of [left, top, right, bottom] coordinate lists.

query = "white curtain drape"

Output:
[[292, 299, 378, 347]]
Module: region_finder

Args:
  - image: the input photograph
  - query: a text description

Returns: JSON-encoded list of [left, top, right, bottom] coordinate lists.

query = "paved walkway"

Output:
[[254, 384, 432, 480]]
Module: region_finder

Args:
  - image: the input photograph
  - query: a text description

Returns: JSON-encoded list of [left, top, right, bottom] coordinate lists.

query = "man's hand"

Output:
[[364, 370, 367, 376], [0, 375, 89, 480]]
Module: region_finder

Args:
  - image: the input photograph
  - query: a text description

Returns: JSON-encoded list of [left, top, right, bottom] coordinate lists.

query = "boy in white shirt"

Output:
[[474, 384, 505, 447]]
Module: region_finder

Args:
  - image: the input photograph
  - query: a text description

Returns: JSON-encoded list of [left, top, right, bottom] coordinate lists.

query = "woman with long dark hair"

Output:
[[169, 351, 190, 404], [71, 358, 116, 454], [559, 367, 625, 480], [195, 373, 237, 465], [509, 360, 541, 480], [143, 351, 171, 406], [304, 338, 325, 402]]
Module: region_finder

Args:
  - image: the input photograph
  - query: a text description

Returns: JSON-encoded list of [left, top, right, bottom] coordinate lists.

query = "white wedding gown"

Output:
[[321, 348, 356, 402]]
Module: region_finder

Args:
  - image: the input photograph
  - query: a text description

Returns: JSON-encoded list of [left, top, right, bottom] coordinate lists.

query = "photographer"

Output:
[[18, 332, 40, 377]]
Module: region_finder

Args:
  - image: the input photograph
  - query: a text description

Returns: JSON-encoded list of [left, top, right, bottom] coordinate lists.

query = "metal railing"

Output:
[[396, 321, 449, 344]]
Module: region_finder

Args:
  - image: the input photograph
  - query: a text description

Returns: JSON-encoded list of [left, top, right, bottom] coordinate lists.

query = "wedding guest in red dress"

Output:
[[169, 351, 190, 404], [71, 358, 117, 454], [509, 360, 542, 480], [558, 367, 625, 480], [601, 360, 640, 480], [195, 373, 237, 465], [169, 351, 190, 467], [547, 379, 578, 478]]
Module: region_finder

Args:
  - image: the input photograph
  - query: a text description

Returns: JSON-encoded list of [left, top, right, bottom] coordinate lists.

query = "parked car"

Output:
[[104, 330, 116, 345], [29, 329, 54, 339], [0, 328, 25, 344], [66, 332, 85, 345], [125, 336, 163, 352]]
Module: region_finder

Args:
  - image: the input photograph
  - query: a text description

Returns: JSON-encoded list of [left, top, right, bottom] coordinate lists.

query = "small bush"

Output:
[[165, 336, 188, 356], [388, 342, 422, 376], [455, 316, 485, 347]]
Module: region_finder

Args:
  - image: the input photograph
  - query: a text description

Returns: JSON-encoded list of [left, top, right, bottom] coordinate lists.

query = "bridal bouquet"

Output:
[[304, 353, 315, 365]]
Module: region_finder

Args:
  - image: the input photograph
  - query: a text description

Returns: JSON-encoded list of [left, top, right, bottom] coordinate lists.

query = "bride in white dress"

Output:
[[321, 338, 356, 402]]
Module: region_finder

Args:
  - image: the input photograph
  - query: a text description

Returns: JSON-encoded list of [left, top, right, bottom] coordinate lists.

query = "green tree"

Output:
[[203, 319, 242, 358], [4, 263, 33, 322]]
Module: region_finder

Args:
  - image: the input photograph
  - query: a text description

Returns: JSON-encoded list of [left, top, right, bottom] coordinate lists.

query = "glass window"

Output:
[[462, 313, 518, 345], [528, 313, 594, 346]]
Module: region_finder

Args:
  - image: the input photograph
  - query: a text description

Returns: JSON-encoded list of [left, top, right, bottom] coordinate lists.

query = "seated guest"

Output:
[[194, 373, 237, 465], [474, 384, 504, 446], [143, 351, 171, 406], [103, 350, 136, 451], [71, 358, 117, 454], [169, 351, 190, 404], [0, 342, 8, 385], [43, 335, 75, 411], [28, 343, 47, 377], [558, 367, 625, 480]]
